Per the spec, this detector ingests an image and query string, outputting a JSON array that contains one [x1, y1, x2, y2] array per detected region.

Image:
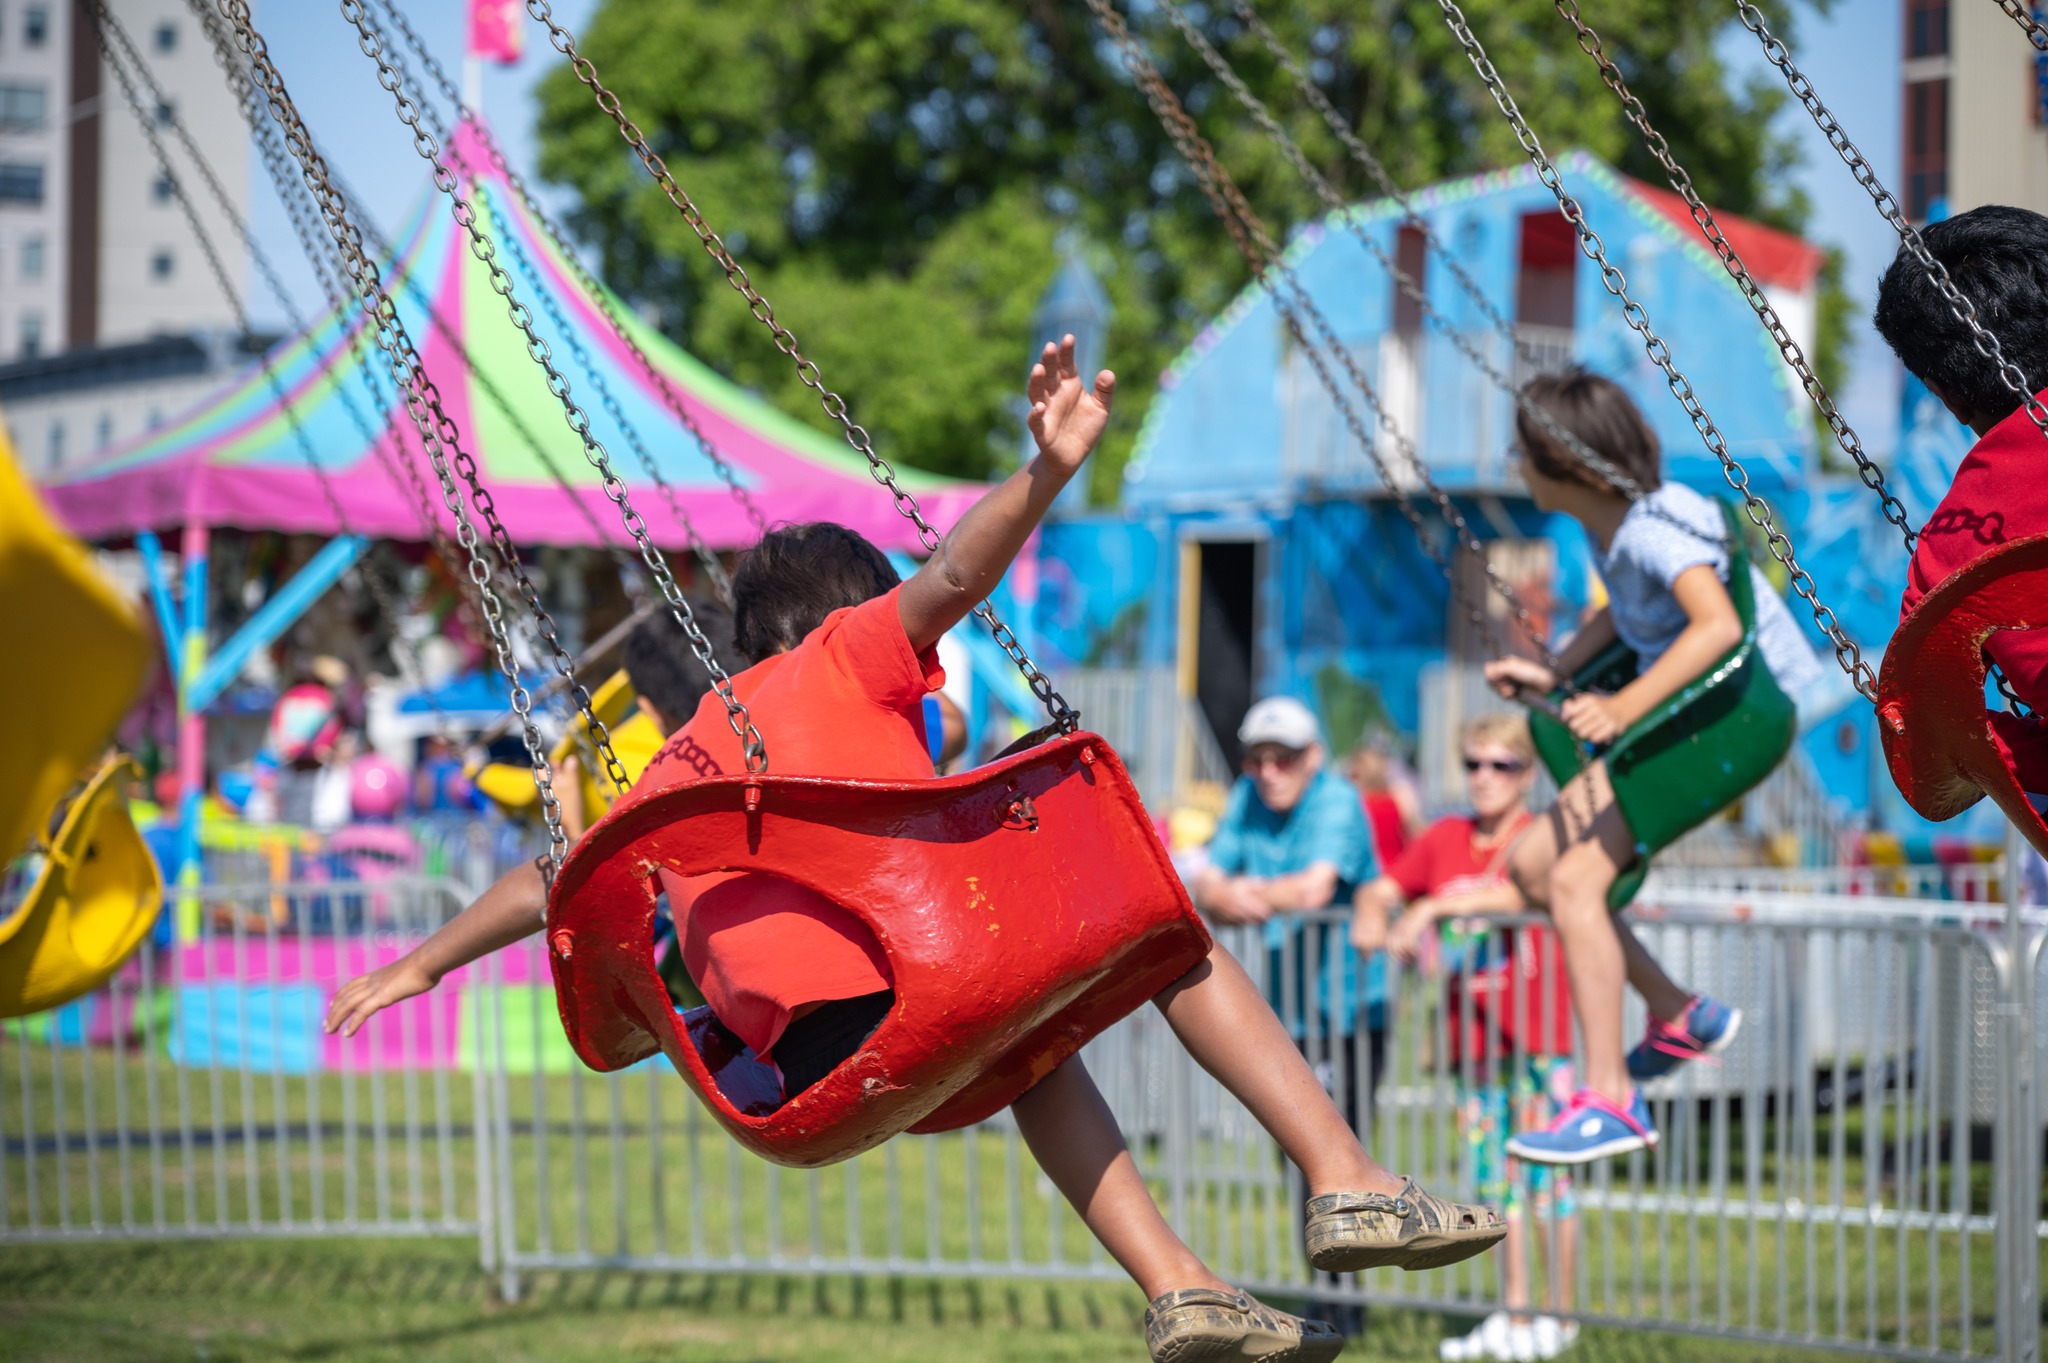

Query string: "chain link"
[[1735, 2, 2048, 447], [1088, 0, 1556, 675], [1995, 0, 2048, 51], [214, 0, 575, 875], [1550, 0, 1920, 552], [521, 0, 1079, 734], [1431, 0, 1879, 701], [343, 0, 764, 774], [367, 0, 770, 547]]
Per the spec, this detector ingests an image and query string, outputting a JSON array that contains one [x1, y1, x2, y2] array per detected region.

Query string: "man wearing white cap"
[[1192, 696, 1386, 1131]]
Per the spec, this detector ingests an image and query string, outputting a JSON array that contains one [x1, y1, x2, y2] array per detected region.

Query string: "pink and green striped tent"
[[40, 124, 980, 550]]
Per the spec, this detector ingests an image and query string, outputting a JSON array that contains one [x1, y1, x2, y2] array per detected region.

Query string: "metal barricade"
[[478, 888, 2044, 1361], [0, 878, 489, 1247]]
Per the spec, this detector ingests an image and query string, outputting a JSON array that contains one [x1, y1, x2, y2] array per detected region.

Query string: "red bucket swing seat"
[[1876, 532, 2048, 859], [544, 730, 1213, 1169]]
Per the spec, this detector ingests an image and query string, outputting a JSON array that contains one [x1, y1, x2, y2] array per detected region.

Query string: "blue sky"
[[244, 1, 1906, 453]]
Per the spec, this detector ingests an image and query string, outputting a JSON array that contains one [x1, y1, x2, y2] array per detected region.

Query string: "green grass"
[[0, 1235, 1885, 1363], [2, 977, 2033, 1363]]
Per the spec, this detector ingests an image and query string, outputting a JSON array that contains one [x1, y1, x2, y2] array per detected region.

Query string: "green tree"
[[535, 0, 1831, 498]]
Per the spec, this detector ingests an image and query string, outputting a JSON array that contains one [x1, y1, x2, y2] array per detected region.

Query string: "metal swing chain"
[[1234, 2, 1555, 377], [1432, 0, 1880, 702], [1551, 0, 1922, 553], [1735, 3, 2048, 447], [366, 0, 771, 544], [195, 0, 532, 704], [1087, 0, 1545, 675], [520, 0, 1080, 735], [340, 0, 766, 774], [97, 2, 459, 735], [362, 9, 737, 606], [1162, 1, 1646, 505], [213, 0, 575, 875], [1995, 0, 2048, 51]]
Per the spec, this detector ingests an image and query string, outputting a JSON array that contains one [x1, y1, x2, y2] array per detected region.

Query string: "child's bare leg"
[[1012, 1056, 1230, 1298], [1152, 944, 1404, 1198], [1615, 919, 1693, 1022], [1507, 762, 1637, 1106]]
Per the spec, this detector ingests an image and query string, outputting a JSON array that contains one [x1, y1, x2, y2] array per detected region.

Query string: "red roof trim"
[[1622, 176, 1827, 292]]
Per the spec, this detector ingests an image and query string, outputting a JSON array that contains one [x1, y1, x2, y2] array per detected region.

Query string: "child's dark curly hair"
[[731, 523, 900, 662], [1874, 205, 2048, 427]]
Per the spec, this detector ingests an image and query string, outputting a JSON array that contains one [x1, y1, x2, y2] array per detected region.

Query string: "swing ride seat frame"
[[1527, 501, 1797, 908], [0, 756, 164, 1020], [545, 730, 1213, 1169], [1877, 532, 2048, 859]]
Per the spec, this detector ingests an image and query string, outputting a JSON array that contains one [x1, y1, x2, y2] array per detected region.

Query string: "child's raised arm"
[[898, 335, 1114, 651], [323, 860, 549, 1037]]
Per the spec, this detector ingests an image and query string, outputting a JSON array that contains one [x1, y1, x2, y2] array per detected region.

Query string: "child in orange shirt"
[[327, 338, 1502, 1361]]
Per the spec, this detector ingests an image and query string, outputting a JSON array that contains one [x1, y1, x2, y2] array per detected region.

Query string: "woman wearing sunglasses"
[[1351, 714, 1580, 1362]]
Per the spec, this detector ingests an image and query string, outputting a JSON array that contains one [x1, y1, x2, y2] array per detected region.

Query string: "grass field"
[[0, 1234, 1891, 1363]]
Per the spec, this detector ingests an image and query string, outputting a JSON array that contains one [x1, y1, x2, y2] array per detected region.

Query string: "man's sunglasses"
[[1462, 756, 1528, 775], [1244, 748, 1307, 772]]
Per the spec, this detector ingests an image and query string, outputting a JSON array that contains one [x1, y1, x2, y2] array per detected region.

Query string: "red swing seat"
[[544, 730, 1213, 1168], [1876, 532, 2048, 859]]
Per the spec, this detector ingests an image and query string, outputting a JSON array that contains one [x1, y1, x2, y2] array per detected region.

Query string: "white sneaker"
[[1439, 1312, 1511, 1361], [1529, 1316, 1580, 1359]]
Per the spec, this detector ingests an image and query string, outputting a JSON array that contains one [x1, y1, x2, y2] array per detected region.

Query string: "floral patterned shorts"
[[1460, 1055, 1577, 1219]]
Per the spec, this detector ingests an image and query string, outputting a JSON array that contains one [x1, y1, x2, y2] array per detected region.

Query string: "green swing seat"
[[1527, 500, 1797, 908]]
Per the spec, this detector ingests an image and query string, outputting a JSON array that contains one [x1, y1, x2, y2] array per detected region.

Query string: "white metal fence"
[[2, 875, 2041, 1361]]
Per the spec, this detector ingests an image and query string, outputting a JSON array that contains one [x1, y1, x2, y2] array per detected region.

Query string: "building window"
[[0, 161, 43, 204], [45, 419, 62, 470], [1905, 0, 1949, 59], [20, 234, 43, 280], [94, 413, 112, 450], [150, 248, 174, 281], [152, 173, 174, 204], [154, 21, 176, 53], [23, 6, 47, 49], [1390, 225, 1428, 336], [19, 311, 42, 357], [1905, 78, 1949, 222], [0, 83, 46, 132]]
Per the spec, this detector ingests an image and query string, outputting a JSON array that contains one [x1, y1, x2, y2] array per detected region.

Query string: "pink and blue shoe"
[[1507, 1087, 1657, 1166], [1626, 995, 1742, 1084]]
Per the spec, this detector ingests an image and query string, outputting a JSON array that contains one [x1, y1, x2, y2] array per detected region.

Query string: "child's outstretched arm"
[[1559, 565, 1741, 746], [323, 860, 548, 1037], [898, 334, 1113, 651]]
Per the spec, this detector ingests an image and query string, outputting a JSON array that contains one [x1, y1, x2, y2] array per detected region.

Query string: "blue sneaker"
[[1507, 1088, 1658, 1166], [1626, 995, 1743, 1083]]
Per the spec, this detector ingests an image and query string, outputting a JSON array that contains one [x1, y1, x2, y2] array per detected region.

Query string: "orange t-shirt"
[[624, 587, 942, 1060]]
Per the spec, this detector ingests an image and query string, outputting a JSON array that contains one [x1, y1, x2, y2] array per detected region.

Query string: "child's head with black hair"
[[1874, 205, 2048, 433], [623, 598, 735, 736], [1514, 367, 1662, 500], [731, 522, 900, 663]]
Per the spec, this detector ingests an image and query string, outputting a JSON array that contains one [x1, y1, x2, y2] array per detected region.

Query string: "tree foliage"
[[535, 0, 1829, 496]]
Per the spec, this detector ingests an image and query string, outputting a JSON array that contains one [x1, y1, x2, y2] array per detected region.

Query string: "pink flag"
[[468, 0, 525, 65]]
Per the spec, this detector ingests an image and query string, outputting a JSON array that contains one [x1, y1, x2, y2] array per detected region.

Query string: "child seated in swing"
[[1873, 204, 2048, 786], [1482, 369, 1823, 1166], [326, 337, 1502, 1362]]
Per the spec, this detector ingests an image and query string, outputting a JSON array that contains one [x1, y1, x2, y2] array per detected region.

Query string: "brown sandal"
[[1143, 1287, 1346, 1362], [1304, 1176, 1506, 1272]]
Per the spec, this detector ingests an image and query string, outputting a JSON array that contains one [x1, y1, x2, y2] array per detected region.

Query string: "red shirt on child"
[[625, 587, 942, 1061], [1899, 392, 2048, 789], [1390, 813, 1572, 1062]]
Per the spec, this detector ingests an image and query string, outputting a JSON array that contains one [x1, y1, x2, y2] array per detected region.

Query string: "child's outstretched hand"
[[324, 956, 438, 1038], [1560, 692, 1628, 746], [1026, 334, 1115, 475]]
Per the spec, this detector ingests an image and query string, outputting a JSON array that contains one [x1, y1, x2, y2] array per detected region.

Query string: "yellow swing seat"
[[473, 669, 664, 821], [0, 424, 152, 868], [0, 756, 164, 1018]]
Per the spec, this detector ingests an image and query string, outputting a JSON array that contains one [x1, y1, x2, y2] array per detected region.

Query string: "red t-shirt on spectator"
[[1391, 813, 1572, 1062], [1361, 790, 1409, 867], [622, 587, 942, 1061], [1900, 393, 2048, 791]]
